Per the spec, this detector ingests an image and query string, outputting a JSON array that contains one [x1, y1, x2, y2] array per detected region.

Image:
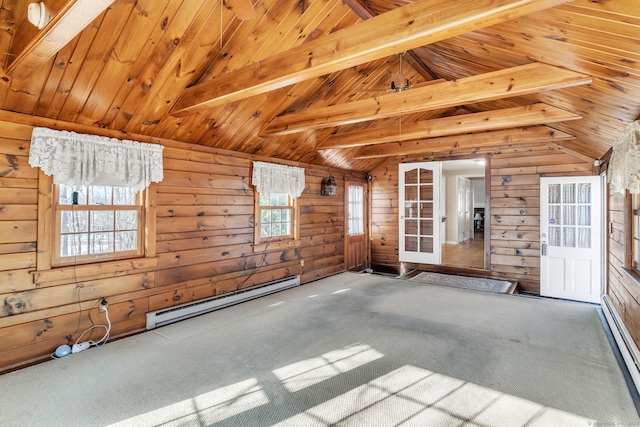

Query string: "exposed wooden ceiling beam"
[[354, 126, 575, 159], [342, 0, 439, 80], [170, 0, 571, 116], [545, 140, 599, 164], [6, 0, 115, 81], [318, 103, 581, 149], [262, 63, 591, 136]]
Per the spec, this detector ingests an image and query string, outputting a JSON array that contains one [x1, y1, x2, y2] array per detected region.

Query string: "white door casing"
[[457, 177, 472, 242], [399, 162, 441, 264], [540, 176, 602, 303]]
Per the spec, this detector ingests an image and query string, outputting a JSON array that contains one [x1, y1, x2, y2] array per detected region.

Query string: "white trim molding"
[[602, 295, 640, 394]]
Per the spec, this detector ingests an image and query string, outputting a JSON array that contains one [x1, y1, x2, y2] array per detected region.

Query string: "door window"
[[547, 183, 591, 249]]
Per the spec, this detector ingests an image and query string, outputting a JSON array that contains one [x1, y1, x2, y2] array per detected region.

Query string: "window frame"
[[347, 184, 365, 237], [625, 191, 640, 274], [253, 191, 300, 252], [35, 171, 157, 278], [52, 184, 146, 266]]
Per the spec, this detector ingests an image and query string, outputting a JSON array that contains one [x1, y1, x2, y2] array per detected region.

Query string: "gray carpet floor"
[[0, 272, 637, 426]]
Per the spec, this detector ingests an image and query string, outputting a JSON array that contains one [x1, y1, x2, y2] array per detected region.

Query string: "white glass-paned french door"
[[399, 162, 441, 264]]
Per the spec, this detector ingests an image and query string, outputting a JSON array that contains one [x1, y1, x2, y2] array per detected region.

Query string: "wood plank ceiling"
[[0, 0, 638, 173]]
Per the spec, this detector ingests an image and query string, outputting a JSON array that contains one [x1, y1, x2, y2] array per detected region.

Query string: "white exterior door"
[[540, 176, 603, 303], [399, 162, 441, 264]]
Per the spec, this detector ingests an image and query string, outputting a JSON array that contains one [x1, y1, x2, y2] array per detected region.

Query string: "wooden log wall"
[[370, 144, 593, 293], [608, 188, 640, 347], [0, 122, 358, 373]]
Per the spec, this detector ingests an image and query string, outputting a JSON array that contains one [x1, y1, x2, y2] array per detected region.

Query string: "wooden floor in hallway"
[[442, 233, 484, 270]]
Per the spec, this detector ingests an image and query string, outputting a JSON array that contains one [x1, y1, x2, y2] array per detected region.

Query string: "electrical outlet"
[[100, 299, 108, 311], [300, 259, 304, 267]]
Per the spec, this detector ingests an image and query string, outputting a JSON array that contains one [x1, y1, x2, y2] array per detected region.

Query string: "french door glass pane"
[[419, 185, 433, 200], [419, 202, 433, 218], [563, 184, 575, 203], [405, 169, 418, 184], [405, 202, 418, 218], [563, 227, 575, 247], [578, 228, 591, 248], [577, 206, 591, 226], [563, 206, 575, 226], [549, 227, 561, 247], [548, 184, 561, 203], [405, 236, 417, 251], [549, 206, 561, 225], [405, 186, 417, 201], [577, 183, 591, 203], [418, 169, 433, 183], [405, 219, 417, 234], [420, 220, 433, 235], [419, 237, 433, 253]]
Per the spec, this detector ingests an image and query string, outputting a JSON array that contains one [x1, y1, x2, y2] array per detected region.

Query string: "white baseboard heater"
[[146, 275, 300, 330], [602, 295, 640, 394]]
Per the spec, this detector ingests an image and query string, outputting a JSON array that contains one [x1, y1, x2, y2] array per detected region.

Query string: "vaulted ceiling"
[[1, 0, 638, 172]]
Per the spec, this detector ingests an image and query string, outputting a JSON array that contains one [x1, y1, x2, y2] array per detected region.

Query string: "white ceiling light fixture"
[[27, 2, 53, 29]]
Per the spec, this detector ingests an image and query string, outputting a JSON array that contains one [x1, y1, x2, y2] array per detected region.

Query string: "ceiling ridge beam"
[[342, 0, 439, 80], [262, 63, 591, 136], [170, 0, 573, 116], [318, 103, 581, 149], [354, 126, 575, 159]]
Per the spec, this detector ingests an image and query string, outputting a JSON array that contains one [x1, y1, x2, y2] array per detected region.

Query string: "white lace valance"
[[252, 161, 305, 198], [609, 120, 640, 195], [29, 127, 164, 193]]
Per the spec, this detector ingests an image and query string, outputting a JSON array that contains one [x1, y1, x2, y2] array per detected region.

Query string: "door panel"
[[399, 162, 441, 264], [540, 176, 602, 303]]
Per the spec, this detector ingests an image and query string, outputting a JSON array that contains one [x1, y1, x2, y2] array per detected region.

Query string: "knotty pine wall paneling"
[[0, 124, 355, 373], [608, 188, 640, 348], [369, 144, 593, 293]]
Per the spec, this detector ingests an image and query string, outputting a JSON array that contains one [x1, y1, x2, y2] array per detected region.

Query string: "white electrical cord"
[[74, 305, 111, 348]]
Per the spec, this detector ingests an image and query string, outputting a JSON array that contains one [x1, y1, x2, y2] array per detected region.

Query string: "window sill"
[[32, 256, 159, 287], [253, 239, 300, 253], [621, 267, 640, 287]]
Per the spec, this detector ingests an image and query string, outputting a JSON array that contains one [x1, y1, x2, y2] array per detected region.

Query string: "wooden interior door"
[[346, 181, 367, 271]]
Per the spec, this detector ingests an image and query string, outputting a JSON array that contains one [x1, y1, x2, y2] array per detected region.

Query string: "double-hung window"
[[54, 184, 145, 266], [254, 192, 299, 250], [258, 193, 294, 241]]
